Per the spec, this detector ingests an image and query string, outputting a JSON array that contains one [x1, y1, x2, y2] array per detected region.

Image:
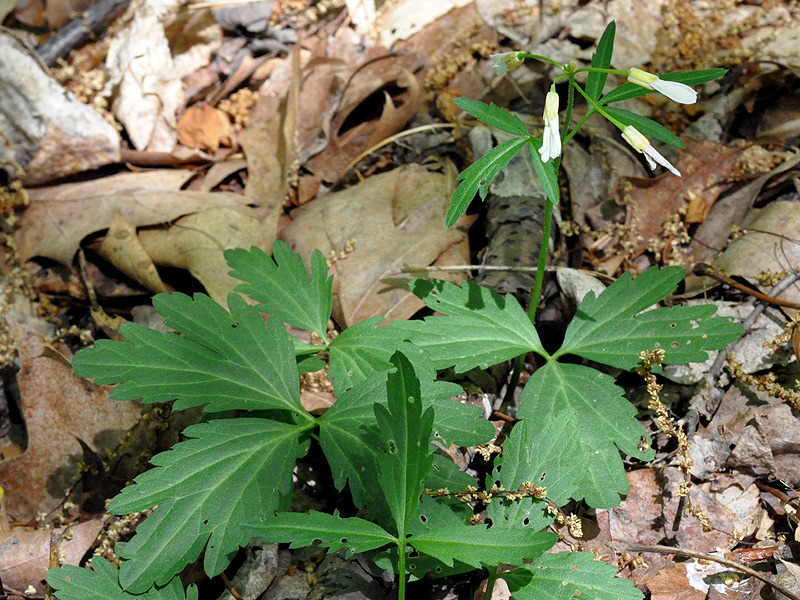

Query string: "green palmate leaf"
[[244, 510, 396, 556], [600, 68, 728, 105], [409, 525, 556, 569], [375, 352, 435, 536], [423, 459, 478, 511], [109, 419, 301, 592], [485, 420, 565, 529], [517, 362, 654, 508], [326, 316, 407, 392], [320, 351, 491, 523], [225, 241, 333, 342], [46, 558, 196, 600], [453, 98, 528, 136], [445, 136, 529, 227], [555, 266, 743, 370], [73, 293, 303, 414], [430, 399, 494, 447], [604, 106, 684, 148], [504, 552, 643, 600], [585, 21, 616, 101], [317, 371, 389, 521], [526, 139, 560, 205], [392, 279, 546, 373]]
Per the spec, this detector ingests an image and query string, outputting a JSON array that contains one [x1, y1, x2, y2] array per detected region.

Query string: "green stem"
[[517, 53, 565, 71], [570, 80, 624, 130], [573, 67, 629, 76], [560, 74, 575, 150], [483, 567, 501, 600], [563, 108, 595, 145], [503, 197, 555, 404], [397, 542, 406, 599]]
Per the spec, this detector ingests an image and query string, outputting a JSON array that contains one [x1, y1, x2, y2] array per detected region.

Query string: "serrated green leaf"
[[375, 352, 435, 536], [244, 510, 396, 556], [423, 457, 478, 504], [485, 420, 562, 528], [555, 267, 743, 370], [320, 351, 490, 522], [73, 293, 303, 414], [109, 419, 301, 592], [585, 21, 616, 101], [604, 106, 684, 148], [600, 68, 728, 105], [454, 98, 528, 136], [446, 136, 529, 227], [225, 241, 333, 342], [431, 399, 494, 447], [526, 139, 560, 205], [327, 316, 406, 392], [317, 371, 389, 521], [409, 525, 556, 568], [504, 552, 643, 600], [391, 279, 546, 373], [46, 558, 196, 600], [517, 362, 654, 508]]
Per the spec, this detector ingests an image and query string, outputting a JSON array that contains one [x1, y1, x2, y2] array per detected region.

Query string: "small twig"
[[695, 264, 800, 309], [220, 572, 243, 600], [687, 269, 800, 426], [608, 542, 800, 600], [36, 0, 132, 66], [385, 264, 615, 283], [343, 123, 457, 177]]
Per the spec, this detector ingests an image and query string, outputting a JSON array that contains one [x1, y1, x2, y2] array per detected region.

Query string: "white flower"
[[621, 125, 681, 177], [539, 89, 561, 162], [489, 52, 524, 76], [627, 67, 697, 104]]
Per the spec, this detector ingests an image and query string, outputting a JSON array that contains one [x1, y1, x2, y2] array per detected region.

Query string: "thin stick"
[[385, 264, 614, 283], [608, 542, 800, 600], [220, 572, 243, 600], [343, 123, 456, 177], [696, 264, 800, 309]]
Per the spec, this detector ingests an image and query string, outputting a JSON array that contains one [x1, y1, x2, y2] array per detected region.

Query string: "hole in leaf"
[[670, 322, 677, 328], [388, 441, 397, 454], [435, 567, 442, 573], [231, 322, 239, 328], [341, 537, 348, 543], [419, 515, 427, 523], [671, 341, 679, 348], [523, 517, 530, 526]]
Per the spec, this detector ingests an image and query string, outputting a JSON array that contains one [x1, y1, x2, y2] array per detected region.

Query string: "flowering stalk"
[[627, 67, 697, 104], [539, 87, 561, 162], [569, 79, 681, 176], [621, 126, 681, 176]]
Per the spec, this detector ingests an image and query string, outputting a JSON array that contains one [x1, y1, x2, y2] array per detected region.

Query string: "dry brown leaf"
[[621, 139, 749, 262], [0, 519, 104, 596], [609, 467, 759, 553], [177, 104, 234, 152], [300, 390, 336, 415], [15, 170, 253, 264], [105, 7, 183, 152], [138, 206, 269, 305], [300, 51, 423, 196], [644, 563, 706, 600], [98, 212, 168, 294], [283, 160, 473, 327], [0, 319, 141, 521]]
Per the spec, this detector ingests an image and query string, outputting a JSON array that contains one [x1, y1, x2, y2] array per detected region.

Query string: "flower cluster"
[[489, 52, 702, 176]]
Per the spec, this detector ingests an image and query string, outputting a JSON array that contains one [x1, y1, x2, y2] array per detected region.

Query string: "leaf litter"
[[2, 0, 800, 598]]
